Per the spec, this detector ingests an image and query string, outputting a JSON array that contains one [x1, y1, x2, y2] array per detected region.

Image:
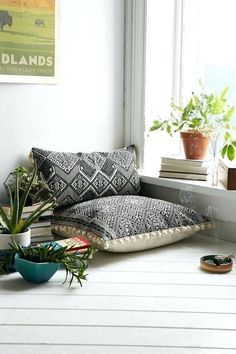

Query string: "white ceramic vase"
[[0, 228, 31, 250]]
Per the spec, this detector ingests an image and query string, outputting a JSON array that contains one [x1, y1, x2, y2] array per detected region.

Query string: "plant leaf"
[[224, 131, 232, 142], [227, 144, 236, 161], [11, 172, 20, 230], [18, 166, 37, 220], [221, 144, 228, 159], [0, 205, 12, 232]]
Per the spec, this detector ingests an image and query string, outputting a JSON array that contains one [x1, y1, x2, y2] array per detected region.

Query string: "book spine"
[[160, 164, 210, 174], [161, 157, 212, 167], [39, 240, 90, 253], [159, 172, 208, 181], [31, 222, 51, 229], [31, 227, 52, 236]]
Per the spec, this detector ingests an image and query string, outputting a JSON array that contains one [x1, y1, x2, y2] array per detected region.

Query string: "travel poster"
[[0, 0, 56, 83]]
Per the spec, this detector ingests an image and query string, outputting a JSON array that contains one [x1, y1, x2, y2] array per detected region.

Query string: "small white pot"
[[0, 228, 31, 250]]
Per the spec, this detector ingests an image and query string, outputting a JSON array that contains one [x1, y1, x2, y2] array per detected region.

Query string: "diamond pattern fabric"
[[31, 146, 140, 207], [52, 195, 211, 252]]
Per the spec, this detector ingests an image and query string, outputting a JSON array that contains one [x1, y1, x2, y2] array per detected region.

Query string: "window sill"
[[141, 173, 236, 200]]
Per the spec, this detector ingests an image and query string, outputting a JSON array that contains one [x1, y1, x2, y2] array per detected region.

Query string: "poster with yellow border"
[[0, 0, 57, 83]]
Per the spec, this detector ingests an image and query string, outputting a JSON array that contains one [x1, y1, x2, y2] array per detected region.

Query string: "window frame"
[[124, 0, 184, 168], [123, 0, 146, 167], [124, 1, 236, 239]]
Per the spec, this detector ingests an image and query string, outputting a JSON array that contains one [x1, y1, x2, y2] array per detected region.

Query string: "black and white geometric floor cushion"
[[52, 195, 212, 252], [31, 146, 140, 207]]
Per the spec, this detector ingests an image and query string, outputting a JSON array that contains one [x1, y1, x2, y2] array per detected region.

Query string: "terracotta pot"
[[180, 131, 209, 160]]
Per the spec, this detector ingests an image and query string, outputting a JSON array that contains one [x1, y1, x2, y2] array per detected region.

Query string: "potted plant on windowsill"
[[149, 84, 235, 160], [0, 166, 56, 271]]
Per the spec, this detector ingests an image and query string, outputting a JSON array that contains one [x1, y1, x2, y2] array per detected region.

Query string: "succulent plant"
[[0, 165, 56, 234]]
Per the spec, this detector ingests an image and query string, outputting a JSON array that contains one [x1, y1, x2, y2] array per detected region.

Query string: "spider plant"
[[0, 166, 56, 234]]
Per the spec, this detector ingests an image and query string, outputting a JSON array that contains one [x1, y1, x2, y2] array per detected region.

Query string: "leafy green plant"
[[0, 166, 56, 234], [149, 84, 236, 160], [1, 239, 95, 286]]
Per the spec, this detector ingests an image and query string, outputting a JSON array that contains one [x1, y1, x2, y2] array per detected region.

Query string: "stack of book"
[[40, 235, 91, 254], [2, 203, 54, 245], [30, 206, 54, 245], [159, 156, 213, 181]]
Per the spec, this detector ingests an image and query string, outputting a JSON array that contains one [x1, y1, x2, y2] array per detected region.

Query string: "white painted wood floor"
[[1, 234, 236, 354]]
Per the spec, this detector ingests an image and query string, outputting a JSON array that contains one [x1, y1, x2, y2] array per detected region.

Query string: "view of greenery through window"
[[144, 0, 236, 173]]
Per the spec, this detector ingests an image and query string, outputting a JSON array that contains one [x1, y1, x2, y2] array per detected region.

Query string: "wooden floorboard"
[[1, 234, 236, 353]]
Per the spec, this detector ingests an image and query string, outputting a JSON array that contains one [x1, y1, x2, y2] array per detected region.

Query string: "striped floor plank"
[[1, 234, 236, 353]]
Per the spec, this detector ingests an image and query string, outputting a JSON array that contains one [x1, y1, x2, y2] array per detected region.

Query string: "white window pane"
[[182, 0, 236, 127], [144, 0, 236, 174], [144, 0, 180, 173]]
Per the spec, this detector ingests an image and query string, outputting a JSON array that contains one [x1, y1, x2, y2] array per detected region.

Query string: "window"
[[143, 0, 236, 172]]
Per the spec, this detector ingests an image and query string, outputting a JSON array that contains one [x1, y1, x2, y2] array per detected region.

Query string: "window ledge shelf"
[[141, 173, 236, 200]]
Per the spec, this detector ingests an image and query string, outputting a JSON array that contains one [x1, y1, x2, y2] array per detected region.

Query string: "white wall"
[[0, 0, 124, 200]]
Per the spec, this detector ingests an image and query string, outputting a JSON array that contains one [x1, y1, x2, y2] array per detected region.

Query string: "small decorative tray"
[[200, 255, 233, 273]]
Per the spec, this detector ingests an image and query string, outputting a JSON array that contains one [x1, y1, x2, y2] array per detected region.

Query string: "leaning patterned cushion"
[[52, 195, 212, 252], [31, 146, 140, 207]]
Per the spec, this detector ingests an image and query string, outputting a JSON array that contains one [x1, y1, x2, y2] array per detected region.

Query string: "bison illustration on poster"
[[0, 10, 12, 30], [0, 0, 56, 83]]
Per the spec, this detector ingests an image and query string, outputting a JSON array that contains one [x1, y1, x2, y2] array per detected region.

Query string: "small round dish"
[[200, 255, 233, 273]]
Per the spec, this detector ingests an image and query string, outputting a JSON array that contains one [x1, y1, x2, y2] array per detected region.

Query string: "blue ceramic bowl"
[[15, 254, 60, 283]]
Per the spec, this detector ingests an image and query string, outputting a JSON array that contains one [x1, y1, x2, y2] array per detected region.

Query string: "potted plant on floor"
[[5, 239, 94, 285], [149, 84, 235, 160], [0, 166, 56, 271]]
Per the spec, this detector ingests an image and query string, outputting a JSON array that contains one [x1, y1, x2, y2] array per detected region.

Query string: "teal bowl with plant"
[[15, 253, 59, 283], [8, 240, 93, 286]]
